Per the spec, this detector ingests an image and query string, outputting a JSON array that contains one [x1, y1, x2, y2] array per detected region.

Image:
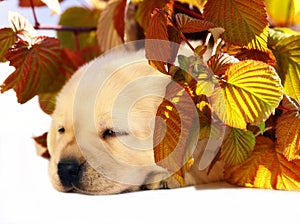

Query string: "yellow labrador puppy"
[[47, 44, 223, 194]]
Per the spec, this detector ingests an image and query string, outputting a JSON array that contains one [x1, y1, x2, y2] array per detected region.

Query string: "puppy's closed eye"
[[102, 129, 128, 139], [58, 127, 65, 134]]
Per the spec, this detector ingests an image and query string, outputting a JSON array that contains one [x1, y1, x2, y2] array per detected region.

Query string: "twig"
[[174, 2, 203, 20], [34, 25, 97, 32], [30, 0, 40, 27]]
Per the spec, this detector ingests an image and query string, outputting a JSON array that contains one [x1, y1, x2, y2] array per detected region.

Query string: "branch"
[[30, 0, 40, 26], [34, 25, 97, 32]]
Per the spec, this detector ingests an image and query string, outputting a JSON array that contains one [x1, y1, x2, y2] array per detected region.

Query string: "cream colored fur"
[[47, 47, 223, 194]]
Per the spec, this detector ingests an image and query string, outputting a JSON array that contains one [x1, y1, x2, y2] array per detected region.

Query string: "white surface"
[[1, 1, 300, 224], [1, 60, 300, 224]]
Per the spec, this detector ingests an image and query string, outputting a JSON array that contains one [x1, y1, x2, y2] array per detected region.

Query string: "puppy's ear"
[[33, 132, 50, 159]]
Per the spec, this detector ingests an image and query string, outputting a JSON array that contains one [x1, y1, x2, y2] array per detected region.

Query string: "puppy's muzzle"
[[57, 160, 82, 190]]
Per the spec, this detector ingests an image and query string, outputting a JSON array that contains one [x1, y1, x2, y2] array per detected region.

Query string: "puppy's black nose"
[[57, 160, 82, 188]]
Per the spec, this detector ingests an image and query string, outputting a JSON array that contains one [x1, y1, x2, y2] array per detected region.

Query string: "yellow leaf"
[[269, 31, 300, 101], [265, 0, 300, 26], [225, 136, 300, 190], [276, 95, 300, 161], [211, 60, 283, 129]]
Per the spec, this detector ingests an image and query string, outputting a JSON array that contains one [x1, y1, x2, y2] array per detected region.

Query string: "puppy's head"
[[47, 49, 172, 194]]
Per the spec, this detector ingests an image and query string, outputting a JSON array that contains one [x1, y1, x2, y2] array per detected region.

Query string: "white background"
[[0, 1, 300, 223]]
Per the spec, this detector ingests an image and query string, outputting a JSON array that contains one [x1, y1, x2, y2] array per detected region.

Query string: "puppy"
[[47, 45, 224, 194]]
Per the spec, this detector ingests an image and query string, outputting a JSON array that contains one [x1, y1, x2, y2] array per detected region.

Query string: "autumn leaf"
[[207, 53, 239, 78], [58, 7, 99, 51], [178, 54, 217, 97], [176, 0, 207, 10], [33, 132, 50, 159], [265, 0, 300, 26], [97, 0, 126, 52], [225, 46, 277, 68], [0, 37, 63, 103], [0, 28, 17, 62], [154, 81, 199, 186], [8, 11, 37, 41], [19, 0, 47, 7], [37, 48, 85, 115], [225, 136, 300, 190], [269, 30, 300, 101], [203, 0, 268, 51], [276, 95, 300, 161], [145, 8, 176, 74], [220, 127, 255, 166], [211, 60, 283, 129], [19, 0, 63, 14], [135, 0, 173, 30], [175, 13, 217, 33]]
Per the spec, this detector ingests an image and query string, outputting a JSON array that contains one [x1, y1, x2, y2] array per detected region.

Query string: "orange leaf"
[[175, 13, 218, 33], [0, 37, 63, 103], [0, 28, 17, 62], [225, 46, 277, 68], [276, 95, 300, 161], [207, 53, 239, 78], [154, 82, 199, 185], [145, 8, 171, 74], [135, 0, 173, 30], [225, 136, 300, 190]]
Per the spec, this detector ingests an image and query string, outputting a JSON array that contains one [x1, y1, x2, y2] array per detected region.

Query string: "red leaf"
[[19, 0, 45, 7], [33, 132, 50, 159], [113, 0, 126, 42], [1, 37, 63, 103], [61, 48, 86, 79], [19, 0, 63, 7]]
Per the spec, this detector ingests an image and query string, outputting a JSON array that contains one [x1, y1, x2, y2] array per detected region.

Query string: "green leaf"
[[211, 60, 283, 129], [220, 127, 255, 166], [269, 32, 300, 101], [0, 37, 63, 103], [58, 7, 100, 50], [0, 28, 17, 62], [203, 0, 268, 51]]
